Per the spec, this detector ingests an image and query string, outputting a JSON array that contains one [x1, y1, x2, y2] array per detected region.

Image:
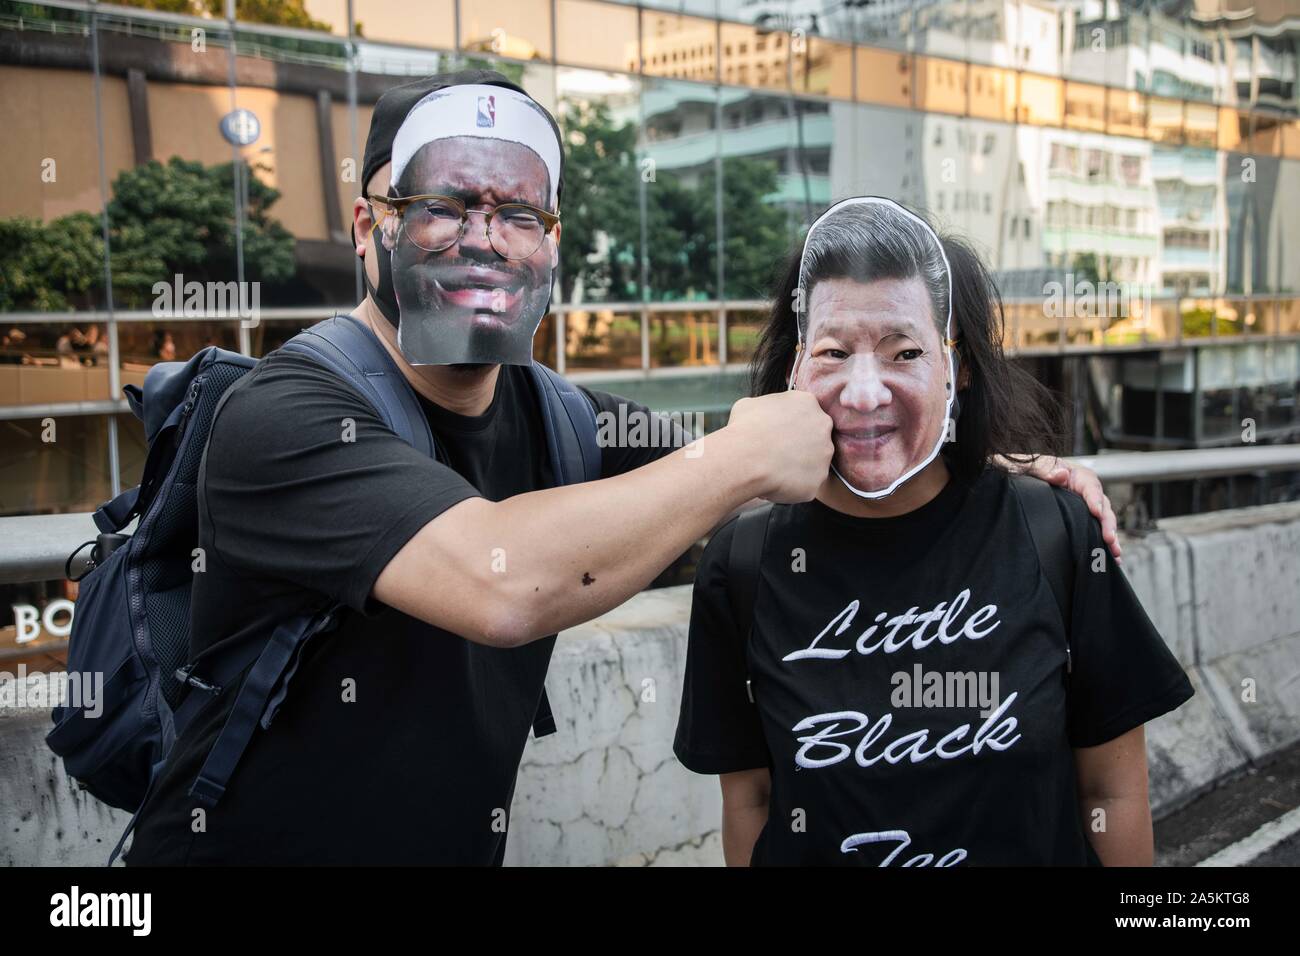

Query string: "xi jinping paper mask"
[[788, 197, 955, 500], [376, 85, 562, 366]]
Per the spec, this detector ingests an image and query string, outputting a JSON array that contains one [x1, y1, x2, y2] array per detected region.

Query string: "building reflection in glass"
[[0, 0, 1297, 523]]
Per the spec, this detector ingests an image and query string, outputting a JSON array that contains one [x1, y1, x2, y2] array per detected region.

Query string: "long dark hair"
[[750, 211, 1067, 483]]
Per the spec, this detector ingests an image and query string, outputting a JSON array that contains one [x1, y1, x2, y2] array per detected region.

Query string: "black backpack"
[[725, 474, 1075, 704], [48, 313, 601, 863]]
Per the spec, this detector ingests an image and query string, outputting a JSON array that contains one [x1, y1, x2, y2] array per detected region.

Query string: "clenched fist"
[[725, 391, 834, 504]]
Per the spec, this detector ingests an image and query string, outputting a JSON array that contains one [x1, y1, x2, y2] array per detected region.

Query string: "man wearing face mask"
[[122, 70, 836, 866], [379, 85, 564, 367]]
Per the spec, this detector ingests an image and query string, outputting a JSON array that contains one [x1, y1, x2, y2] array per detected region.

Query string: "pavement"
[[1156, 739, 1300, 866]]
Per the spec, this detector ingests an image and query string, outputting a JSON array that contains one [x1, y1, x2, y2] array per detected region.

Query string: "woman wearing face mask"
[[673, 198, 1193, 867]]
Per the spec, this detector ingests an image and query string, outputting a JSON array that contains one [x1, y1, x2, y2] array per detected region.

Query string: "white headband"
[[390, 84, 562, 209]]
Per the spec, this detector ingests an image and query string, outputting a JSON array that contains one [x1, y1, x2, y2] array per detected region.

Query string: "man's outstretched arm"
[[373, 391, 832, 646]]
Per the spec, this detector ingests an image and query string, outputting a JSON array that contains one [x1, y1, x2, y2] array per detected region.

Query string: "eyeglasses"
[[369, 194, 560, 260]]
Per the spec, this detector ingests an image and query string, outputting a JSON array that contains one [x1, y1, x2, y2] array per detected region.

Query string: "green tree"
[[643, 168, 711, 300], [555, 99, 640, 303], [0, 157, 296, 311], [1071, 251, 1102, 285], [714, 157, 793, 300], [117, 0, 194, 13], [106, 157, 296, 307], [639, 157, 793, 302], [112, 0, 333, 30], [209, 0, 331, 31], [0, 213, 104, 311], [6, 2, 96, 29]]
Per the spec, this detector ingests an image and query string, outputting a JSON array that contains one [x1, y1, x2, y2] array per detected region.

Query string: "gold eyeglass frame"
[[368, 193, 560, 260]]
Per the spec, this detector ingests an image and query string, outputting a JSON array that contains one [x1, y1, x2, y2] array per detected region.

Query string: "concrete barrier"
[[1120, 502, 1300, 815], [0, 679, 130, 867], [3, 501, 1299, 866]]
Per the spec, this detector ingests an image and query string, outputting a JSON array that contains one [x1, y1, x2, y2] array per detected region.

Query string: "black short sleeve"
[[201, 351, 481, 617], [1053, 490, 1195, 748], [578, 386, 692, 477], [674, 517, 772, 774]]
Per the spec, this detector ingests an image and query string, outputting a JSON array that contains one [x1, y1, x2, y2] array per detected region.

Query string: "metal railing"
[[1073, 445, 1300, 484], [2, 445, 1299, 588], [1077, 444, 1300, 524], [0, 511, 117, 585]]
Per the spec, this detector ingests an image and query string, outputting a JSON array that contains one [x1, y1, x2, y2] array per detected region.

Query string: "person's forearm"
[[377, 390, 831, 644], [723, 804, 769, 866], [475, 426, 764, 643], [1080, 796, 1154, 865]]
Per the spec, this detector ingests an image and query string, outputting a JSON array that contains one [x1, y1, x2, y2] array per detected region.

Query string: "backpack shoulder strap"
[[523, 364, 601, 738], [528, 363, 602, 485], [186, 604, 344, 809], [178, 319, 447, 805], [1009, 473, 1075, 670], [281, 314, 438, 460], [727, 503, 774, 703]]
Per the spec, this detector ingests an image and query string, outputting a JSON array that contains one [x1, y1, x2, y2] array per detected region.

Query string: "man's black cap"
[[361, 68, 565, 207]]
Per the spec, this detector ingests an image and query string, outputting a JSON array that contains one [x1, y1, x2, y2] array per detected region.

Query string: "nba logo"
[[477, 95, 496, 128]]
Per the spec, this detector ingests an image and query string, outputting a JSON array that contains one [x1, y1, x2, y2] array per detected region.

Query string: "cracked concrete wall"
[[503, 587, 724, 866], [503, 501, 1300, 864], [1116, 502, 1300, 815], [3, 502, 1298, 866], [1, 680, 130, 867]]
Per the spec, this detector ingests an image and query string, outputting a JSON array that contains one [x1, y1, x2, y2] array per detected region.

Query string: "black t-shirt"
[[126, 346, 675, 865], [673, 467, 1194, 866]]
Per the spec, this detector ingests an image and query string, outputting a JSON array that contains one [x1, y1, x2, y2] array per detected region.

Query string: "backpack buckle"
[[745, 678, 754, 704], [174, 664, 222, 695]]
